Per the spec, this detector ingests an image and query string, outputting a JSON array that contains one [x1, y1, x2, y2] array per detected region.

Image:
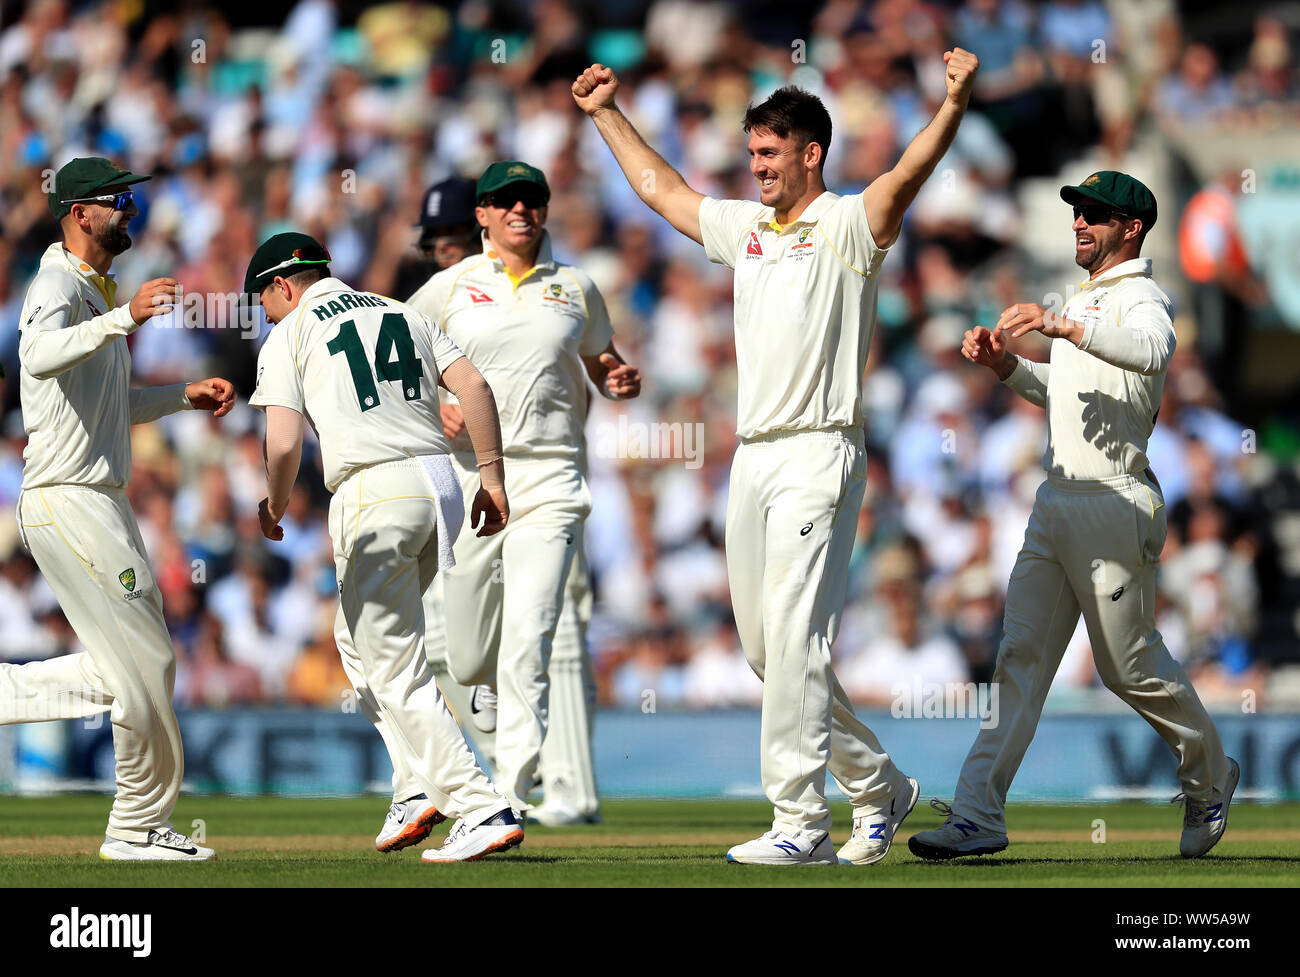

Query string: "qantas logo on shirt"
[[466, 286, 494, 304], [746, 231, 763, 257], [86, 301, 103, 316]]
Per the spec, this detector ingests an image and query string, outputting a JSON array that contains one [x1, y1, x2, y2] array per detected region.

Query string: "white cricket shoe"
[[527, 799, 586, 827], [99, 828, 217, 862], [907, 800, 1009, 860], [375, 794, 446, 853], [838, 775, 921, 865], [421, 808, 524, 863], [1178, 756, 1240, 859], [470, 685, 498, 733], [725, 829, 837, 866]]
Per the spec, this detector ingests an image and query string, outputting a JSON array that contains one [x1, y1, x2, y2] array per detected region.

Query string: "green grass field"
[[1, 795, 1297, 887]]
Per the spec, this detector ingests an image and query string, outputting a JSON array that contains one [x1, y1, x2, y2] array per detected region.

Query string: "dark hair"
[[285, 266, 329, 289], [742, 87, 832, 171]]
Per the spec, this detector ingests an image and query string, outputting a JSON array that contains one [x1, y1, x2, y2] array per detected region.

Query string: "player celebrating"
[[373, 175, 603, 848], [407, 161, 640, 816], [909, 172, 1238, 861], [0, 157, 235, 860], [246, 232, 524, 862], [572, 51, 980, 865]]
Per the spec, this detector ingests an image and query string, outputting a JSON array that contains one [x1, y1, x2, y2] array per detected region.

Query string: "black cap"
[[49, 157, 152, 218], [417, 178, 478, 230], [244, 232, 331, 295], [1060, 170, 1158, 230]]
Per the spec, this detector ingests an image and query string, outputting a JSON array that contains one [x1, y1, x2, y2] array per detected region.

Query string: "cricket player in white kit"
[[573, 50, 981, 865], [374, 177, 604, 846], [408, 161, 640, 816], [246, 232, 524, 862], [909, 172, 1238, 861], [0, 157, 236, 860]]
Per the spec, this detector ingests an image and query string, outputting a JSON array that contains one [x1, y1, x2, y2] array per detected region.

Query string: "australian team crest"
[[543, 282, 569, 305], [118, 567, 143, 600]]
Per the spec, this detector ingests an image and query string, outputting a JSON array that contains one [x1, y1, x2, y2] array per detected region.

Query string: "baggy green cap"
[[49, 157, 152, 218], [244, 232, 332, 295], [475, 161, 550, 203], [1060, 170, 1158, 230]]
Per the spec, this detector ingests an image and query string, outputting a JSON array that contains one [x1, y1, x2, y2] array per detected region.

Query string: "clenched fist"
[[186, 377, 237, 417], [572, 63, 620, 116], [129, 278, 180, 326], [943, 48, 980, 109]]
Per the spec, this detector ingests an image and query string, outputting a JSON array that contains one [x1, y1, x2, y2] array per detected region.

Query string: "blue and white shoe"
[[907, 800, 1009, 860], [726, 829, 837, 866], [421, 807, 523, 863], [838, 775, 920, 865], [1177, 756, 1239, 859], [375, 794, 446, 852]]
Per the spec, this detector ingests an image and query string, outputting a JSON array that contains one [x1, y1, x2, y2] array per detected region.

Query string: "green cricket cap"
[[1060, 170, 1158, 230], [476, 161, 550, 203], [243, 232, 332, 295], [49, 157, 152, 218]]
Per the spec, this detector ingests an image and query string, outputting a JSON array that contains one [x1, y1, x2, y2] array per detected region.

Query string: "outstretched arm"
[[258, 405, 304, 541], [863, 48, 979, 249], [573, 64, 705, 245]]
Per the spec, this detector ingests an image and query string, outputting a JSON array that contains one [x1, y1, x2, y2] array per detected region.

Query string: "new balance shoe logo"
[[773, 840, 801, 855], [868, 823, 886, 840], [954, 819, 980, 837], [1204, 803, 1224, 823]]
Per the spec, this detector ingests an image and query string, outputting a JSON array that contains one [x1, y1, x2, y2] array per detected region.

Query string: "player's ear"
[[1125, 217, 1143, 243], [475, 205, 489, 228], [803, 141, 822, 172]]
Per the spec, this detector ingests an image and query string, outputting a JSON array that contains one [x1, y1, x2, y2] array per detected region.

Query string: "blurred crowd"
[[2, 0, 1299, 712]]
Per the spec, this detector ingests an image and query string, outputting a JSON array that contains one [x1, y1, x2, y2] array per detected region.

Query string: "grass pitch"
[[0, 795, 1297, 887]]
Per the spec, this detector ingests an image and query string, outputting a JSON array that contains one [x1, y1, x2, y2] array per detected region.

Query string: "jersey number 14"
[[327, 314, 424, 412]]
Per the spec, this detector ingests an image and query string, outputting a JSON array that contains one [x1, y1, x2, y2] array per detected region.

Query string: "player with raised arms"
[[572, 49, 980, 865]]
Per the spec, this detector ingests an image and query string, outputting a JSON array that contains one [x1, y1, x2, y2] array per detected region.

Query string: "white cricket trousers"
[[441, 455, 590, 811], [955, 472, 1230, 833], [726, 427, 905, 835], [396, 551, 600, 818], [328, 456, 508, 826], [1, 486, 182, 843]]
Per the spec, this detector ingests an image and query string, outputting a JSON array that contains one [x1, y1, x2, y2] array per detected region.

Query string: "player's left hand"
[[257, 497, 283, 541], [943, 47, 980, 108], [600, 352, 641, 399], [997, 303, 1074, 340], [187, 377, 237, 417]]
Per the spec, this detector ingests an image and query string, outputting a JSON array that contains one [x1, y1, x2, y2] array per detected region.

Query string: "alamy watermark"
[[890, 681, 1000, 729], [591, 415, 705, 470]]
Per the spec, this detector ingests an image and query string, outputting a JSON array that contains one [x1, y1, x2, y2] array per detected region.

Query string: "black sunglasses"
[[1073, 203, 1129, 225], [480, 186, 549, 210]]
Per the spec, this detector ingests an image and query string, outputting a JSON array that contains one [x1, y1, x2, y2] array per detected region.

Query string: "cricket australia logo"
[[118, 567, 144, 601], [790, 227, 816, 257], [542, 282, 569, 305]]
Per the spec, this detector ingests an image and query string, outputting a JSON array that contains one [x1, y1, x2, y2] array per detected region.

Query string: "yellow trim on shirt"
[[505, 266, 538, 293]]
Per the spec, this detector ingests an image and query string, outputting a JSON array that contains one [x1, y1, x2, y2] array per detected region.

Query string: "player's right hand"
[[129, 278, 181, 325], [257, 497, 284, 541], [961, 325, 1007, 370], [572, 63, 619, 115], [440, 403, 465, 439], [470, 484, 509, 537]]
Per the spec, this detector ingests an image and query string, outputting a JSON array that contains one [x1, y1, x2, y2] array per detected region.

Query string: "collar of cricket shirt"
[[1080, 256, 1152, 290], [58, 244, 118, 307], [766, 189, 839, 233], [297, 277, 352, 303], [482, 229, 556, 290]]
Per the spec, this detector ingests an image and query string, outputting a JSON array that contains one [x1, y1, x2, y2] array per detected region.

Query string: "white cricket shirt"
[[698, 191, 888, 439], [249, 277, 465, 492], [407, 232, 613, 463], [1002, 257, 1176, 480], [18, 242, 191, 491]]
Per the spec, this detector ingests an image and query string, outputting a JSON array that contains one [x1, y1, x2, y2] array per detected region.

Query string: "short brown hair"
[[742, 87, 833, 171]]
